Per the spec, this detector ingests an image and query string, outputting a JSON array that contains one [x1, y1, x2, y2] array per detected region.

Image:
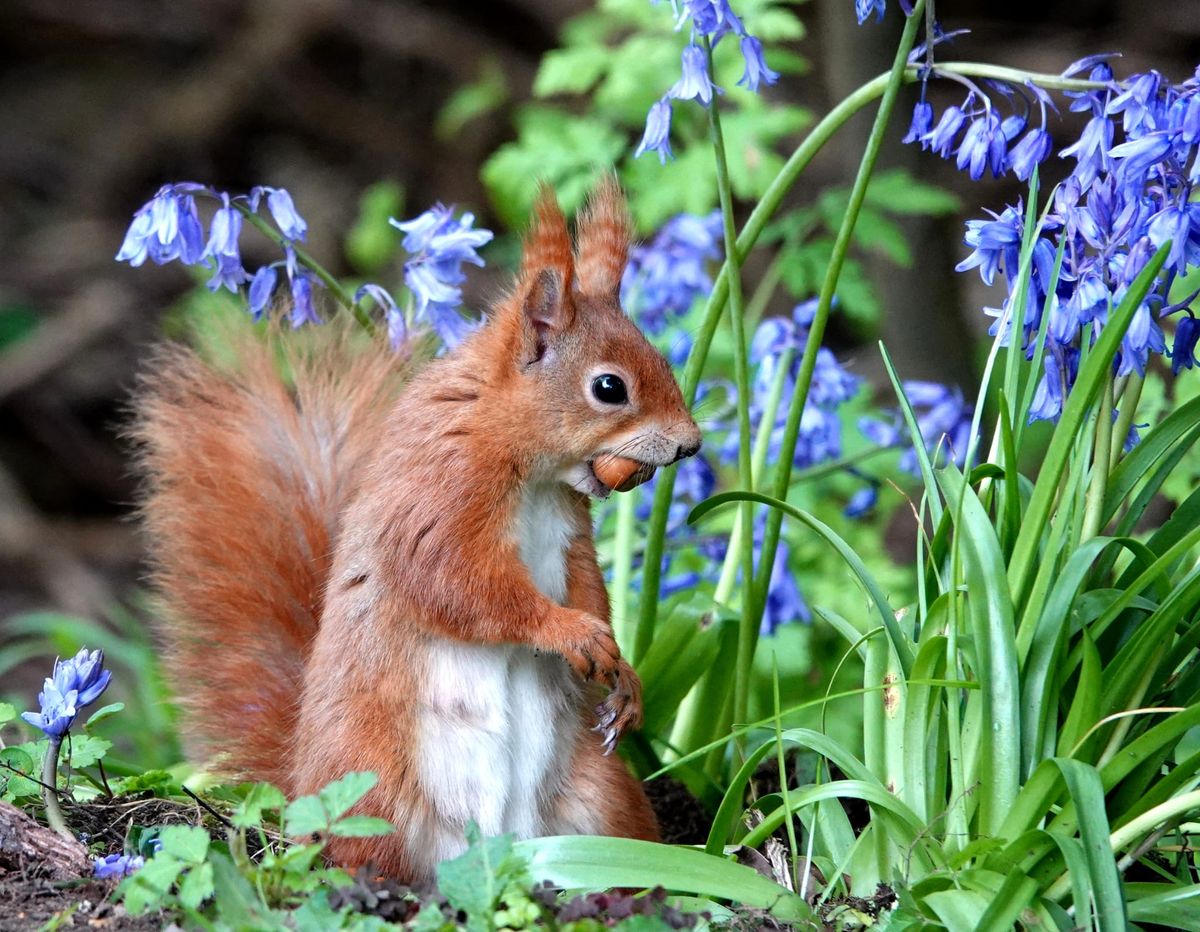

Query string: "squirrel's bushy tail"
[[131, 324, 404, 788]]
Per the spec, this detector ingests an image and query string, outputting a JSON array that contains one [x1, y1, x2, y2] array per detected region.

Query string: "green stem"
[[704, 36, 757, 740], [41, 738, 71, 840], [611, 491, 637, 653], [1080, 371, 1115, 542], [235, 204, 378, 336], [1109, 371, 1144, 472], [631, 51, 1092, 660], [751, 0, 926, 621]]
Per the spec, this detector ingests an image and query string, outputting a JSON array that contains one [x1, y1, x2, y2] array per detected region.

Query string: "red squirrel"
[[133, 177, 702, 881]]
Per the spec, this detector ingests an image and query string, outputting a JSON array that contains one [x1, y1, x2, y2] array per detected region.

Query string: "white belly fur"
[[416, 482, 593, 865]]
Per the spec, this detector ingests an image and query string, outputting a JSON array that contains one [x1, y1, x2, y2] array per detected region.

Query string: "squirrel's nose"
[[671, 435, 702, 463]]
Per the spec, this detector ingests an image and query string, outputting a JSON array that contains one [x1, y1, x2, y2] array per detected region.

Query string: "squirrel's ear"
[[574, 173, 630, 300], [516, 186, 575, 362]]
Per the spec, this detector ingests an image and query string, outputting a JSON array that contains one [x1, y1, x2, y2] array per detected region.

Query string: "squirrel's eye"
[[591, 374, 628, 405]]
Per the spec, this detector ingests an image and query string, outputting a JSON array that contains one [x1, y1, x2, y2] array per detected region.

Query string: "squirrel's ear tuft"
[[574, 173, 631, 300], [516, 186, 574, 362]]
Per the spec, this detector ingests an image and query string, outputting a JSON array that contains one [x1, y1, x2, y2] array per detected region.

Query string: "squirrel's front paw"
[[558, 610, 622, 685], [593, 659, 642, 755]]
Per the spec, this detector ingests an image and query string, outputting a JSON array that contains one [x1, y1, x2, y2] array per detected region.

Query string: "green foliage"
[[346, 181, 406, 275], [480, 0, 812, 231]]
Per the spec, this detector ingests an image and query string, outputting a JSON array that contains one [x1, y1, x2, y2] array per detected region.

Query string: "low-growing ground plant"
[[5, 0, 1200, 929]]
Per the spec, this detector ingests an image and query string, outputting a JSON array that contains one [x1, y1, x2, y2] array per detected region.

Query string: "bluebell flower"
[[21, 648, 110, 739], [923, 103, 969, 158], [635, 98, 674, 163], [903, 100, 933, 146], [737, 36, 779, 92], [642, 0, 775, 160], [1117, 301, 1166, 376], [289, 271, 320, 328], [207, 253, 248, 294], [955, 111, 1006, 180], [262, 187, 308, 241], [21, 680, 77, 739], [844, 484, 878, 518], [753, 515, 810, 633], [1007, 127, 1053, 181], [116, 186, 205, 267], [247, 266, 278, 320], [728, 307, 860, 472], [1060, 115, 1114, 189], [94, 853, 145, 879], [1029, 350, 1067, 423], [356, 284, 403, 348], [860, 382, 974, 474], [391, 204, 493, 348], [678, 0, 744, 45], [1107, 71, 1161, 134], [854, 0, 885, 23], [669, 44, 718, 104], [955, 203, 1023, 287], [621, 211, 722, 333], [1172, 315, 1200, 374]]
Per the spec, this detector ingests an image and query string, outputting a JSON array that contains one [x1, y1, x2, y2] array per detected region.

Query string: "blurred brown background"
[[1, 0, 1198, 622]]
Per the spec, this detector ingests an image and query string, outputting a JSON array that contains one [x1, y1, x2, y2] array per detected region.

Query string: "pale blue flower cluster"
[[116, 183, 398, 332], [945, 60, 1200, 426], [636, 0, 780, 163], [859, 381, 975, 473], [725, 300, 862, 471], [390, 205, 494, 349], [621, 210, 722, 357], [94, 853, 145, 879], [21, 648, 111, 740]]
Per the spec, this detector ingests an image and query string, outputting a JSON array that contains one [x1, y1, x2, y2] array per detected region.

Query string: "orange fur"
[[134, 181, 700, 882]]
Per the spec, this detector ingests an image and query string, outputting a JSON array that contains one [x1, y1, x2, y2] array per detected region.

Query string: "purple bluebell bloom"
[[391, 204, 493, 348], [21, 648, 111, 739], [1172, 315, 1200, 374], [753, 514, 810, 632], [860, 382, 974, 474], [263, 187, 308, 242], [903, 100, 934, 146], [1008, 127, 1053, 181], [641, 0, 777, 161], [356, 284, 403, 348], [678, 0, 744, 45], [621, 211, 722, 334], [635, 98, 674, 164], [923, 103, 969, 158], [116, 186, 205, 267], [669, 44, 718, 104], [94, 853, 145, 879], [247, 266, 278, 320], [289, 271, 320, 328], [854, 0, 886, 23], [737, 36, 779, 92], [1060, 115, 1114, 189], [844, 484, 878, 518]]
